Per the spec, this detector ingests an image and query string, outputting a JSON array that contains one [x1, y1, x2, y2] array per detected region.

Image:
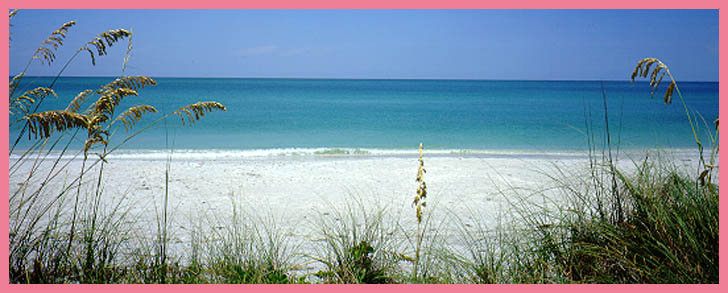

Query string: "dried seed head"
[[98, 76, 156, 94], [10, 87, 57, 116], [32, 21, 76, 65], [173, 101, 227, 126], [79, 29, 132, 65], [66, 89, 94, 113], [9, 73, 24, 97], [631, 58, 675, 104], [112, 105, 158, 131], [663, 81, 676, 104], [413, 142, 428, 223], [23, 110, 88, 140]]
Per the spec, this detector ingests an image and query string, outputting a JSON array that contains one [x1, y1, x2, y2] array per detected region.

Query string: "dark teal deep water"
[[9, 77, 719, 155]]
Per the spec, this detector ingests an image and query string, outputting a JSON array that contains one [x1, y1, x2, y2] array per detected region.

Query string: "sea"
[[8, 77, 719, 159]]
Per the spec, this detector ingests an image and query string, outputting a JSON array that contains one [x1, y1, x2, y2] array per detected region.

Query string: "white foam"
[[10, 147, 701, 162]]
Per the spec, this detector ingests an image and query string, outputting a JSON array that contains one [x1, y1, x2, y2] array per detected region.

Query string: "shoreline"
[[9, 146, 704, 161]]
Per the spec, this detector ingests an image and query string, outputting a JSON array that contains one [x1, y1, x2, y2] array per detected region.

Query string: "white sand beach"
[[8, 149, 705, 272]]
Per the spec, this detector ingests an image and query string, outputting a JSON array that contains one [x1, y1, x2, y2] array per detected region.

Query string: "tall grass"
[[447, 61, 719, 283], [310, 197, 403, 283], [194, 194, 300, 284], [8, 11, 226, 283], [405, 206, 463, 284], [509, 158, 718, 283], [411, 142, 427, 279], [448, 139, 717, 284], [631, 58, 719, 187]]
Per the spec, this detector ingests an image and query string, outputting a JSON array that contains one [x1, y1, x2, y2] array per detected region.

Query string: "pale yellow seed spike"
[[414, 142, 428, 223]]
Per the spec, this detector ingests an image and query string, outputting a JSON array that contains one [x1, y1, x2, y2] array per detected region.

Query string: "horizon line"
[[11, 75, 720, 83]]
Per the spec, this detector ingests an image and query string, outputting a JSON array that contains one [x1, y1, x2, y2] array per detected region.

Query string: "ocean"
[[8, 77, 719, 158]]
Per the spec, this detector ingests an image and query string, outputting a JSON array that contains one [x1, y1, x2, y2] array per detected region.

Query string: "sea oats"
[[9, 17, 228, 283], [88, 88, 140, 124], [8, 73, 24, 98], [631, 57, 672, 104], [413, 143, 427, 223], [80, 29, 132, 65], [112, 104, 158, 131], [32, 21, 76, 66], [98, 76, 157, 93], [10, 87, 57, 116], [664, 81, 676, 104], [83, 134, 108, 153], [631, 57, 719, 187], [173, 101, 227, 126], [65, 89, 94, 113], [9, 10, 17, 42], [23, 110, 88, 140], [121, 27, 133, 75]]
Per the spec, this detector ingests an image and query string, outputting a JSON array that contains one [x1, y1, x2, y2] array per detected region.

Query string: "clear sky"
[[8, 9, 719, 81]]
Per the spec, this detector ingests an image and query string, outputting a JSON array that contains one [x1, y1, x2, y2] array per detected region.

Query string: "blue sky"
[[8, 9, 719, 81]]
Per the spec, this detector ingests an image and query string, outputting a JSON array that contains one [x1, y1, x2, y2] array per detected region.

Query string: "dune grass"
[[8, 11, 227, 284], [309, 197, 403, 284], [494, 158, 716, 283]]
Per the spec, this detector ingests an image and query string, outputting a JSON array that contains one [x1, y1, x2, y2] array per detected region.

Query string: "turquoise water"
[[9, 77, 719, 155]]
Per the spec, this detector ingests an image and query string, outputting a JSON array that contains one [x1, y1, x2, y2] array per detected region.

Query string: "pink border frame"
[[1, 1, 725, 292]]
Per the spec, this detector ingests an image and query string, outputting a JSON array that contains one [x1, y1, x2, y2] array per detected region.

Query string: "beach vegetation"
[[631, 58, 719, 188], [447, 61, 719, 283], [411, 142, 427, 279], [311, 198, 400, 284], [8, 11, 226, 283]]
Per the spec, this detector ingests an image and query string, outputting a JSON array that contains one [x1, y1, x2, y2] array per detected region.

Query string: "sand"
[[8, 149, 704, 272]]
